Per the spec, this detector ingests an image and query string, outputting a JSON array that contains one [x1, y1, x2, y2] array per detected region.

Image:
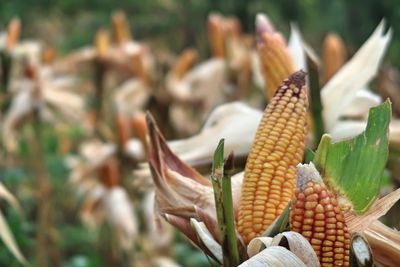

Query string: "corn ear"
[[257, 15, 295, 100], [208, 14, 225, 58], [95, 29, 110, 58], [237, 70, 308, 244], [323, 33, 347, 83], [171, 48, 198, 79], [291, 163, 350, 266], [112, 11, 131, 44]]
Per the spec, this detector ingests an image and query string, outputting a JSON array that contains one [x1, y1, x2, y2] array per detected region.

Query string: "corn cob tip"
[[284, 70, 307, 91], [296, 163, 323, 190], [255, 13, 274, 36]]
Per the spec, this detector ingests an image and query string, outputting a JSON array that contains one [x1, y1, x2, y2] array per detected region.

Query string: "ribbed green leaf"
[[313, 100, 391, 214]]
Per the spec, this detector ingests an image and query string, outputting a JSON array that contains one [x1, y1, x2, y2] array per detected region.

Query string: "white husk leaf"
[[239, 246, 307, 267], [102, 187, 137, 251], [190, 218, 223, 263], [288, 23, 306, 71], [341, 89, 382, 117], [321, 21, 392, 130], [247, 237, 273, 257], [271, 232, 320, 267]]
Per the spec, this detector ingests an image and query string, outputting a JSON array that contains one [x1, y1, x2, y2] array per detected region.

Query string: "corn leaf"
[[313, 100, 391, 213]]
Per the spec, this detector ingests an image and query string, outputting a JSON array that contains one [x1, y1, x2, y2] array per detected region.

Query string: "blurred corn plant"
[[0, 3, 399, 267]]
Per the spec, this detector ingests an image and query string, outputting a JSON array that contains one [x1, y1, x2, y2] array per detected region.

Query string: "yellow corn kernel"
[[322, 33, 347, 83], [237, 70, 308, 244], [257, 30, 295, 100], [290, 165, 350, 266]]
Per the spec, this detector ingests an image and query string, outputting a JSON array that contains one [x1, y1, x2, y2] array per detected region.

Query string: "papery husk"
[[239, 246, 307, 267], [114, 78, 150, 116], [190, 218, 223, 263], [102, 186, 137, 251], [288, 23, 306, 71], [146, 113, 218, 215], [321, 21, 392, 130], [343, 189, 400, 266], [247, 237, 273, 257], [163, 213, 220, 263], [363, 221, 400, 267], [345, 188, 400, 232], [270, 232, 320, 267]]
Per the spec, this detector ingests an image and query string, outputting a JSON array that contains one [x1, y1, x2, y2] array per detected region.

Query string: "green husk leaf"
[[313, 100, 391, 213]]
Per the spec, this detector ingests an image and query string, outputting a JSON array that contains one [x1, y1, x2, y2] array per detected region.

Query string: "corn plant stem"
[[0, 51, 12, 94], [0, 51, 12, 121], [222, 153, 240, 266], [211, 139, 240, 267], [31, 108, 54, 267], [306, 53, 325, 148]]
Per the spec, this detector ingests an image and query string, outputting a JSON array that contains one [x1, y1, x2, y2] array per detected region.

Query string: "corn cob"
[[95, 29, 110, 58], [291, 163, 350, 266], [171, 48, 198, 79], [237, 70, 308, 244], [42, 46, 56, 65], [258, 34, 295, 101], [112, 11, 131, 45], [322, 33, 347, 83], [98, 157, 120, 188], [207, 14, 225, 58], [257, 16, 295, 101]]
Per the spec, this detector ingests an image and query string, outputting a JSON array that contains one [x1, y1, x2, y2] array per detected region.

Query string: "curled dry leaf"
[[270, 232, 320, 267], [239, 246, 307, 267], [321, 21, 392, 131], [190, 218, 223, 264], [363, 221, 400, 267]]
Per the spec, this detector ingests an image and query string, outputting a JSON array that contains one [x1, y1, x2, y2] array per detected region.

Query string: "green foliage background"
[[0, 0, 399, 65]]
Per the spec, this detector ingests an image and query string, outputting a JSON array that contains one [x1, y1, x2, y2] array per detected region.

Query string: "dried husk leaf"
[[363, 221, 400, 267], [350, 233, 373, 267], [270, 232, 320, 267], [345, 188, 400, 232], [239, 246, 307, 267], [190, 218, 223, 264], [247, 237, 273, 257]]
